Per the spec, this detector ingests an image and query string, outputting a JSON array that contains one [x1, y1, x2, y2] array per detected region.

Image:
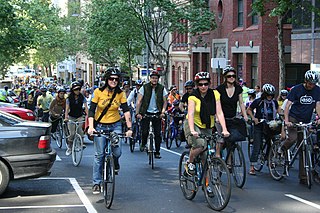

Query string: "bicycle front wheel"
[[72, 134, 83, 167], [148, 136, 154, 169], [229, 144, 246, 188], [129, 137, 135, 153], [165, 127, 172, 149], [268, 142, 284, 181], [178, 151, 197, 200], [104, 155, 115, 209], [55, 122, 63, 148], [305, 145, 313, 189], [204, 156, 231, 211]]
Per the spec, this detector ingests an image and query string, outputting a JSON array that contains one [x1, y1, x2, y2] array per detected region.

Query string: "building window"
[[172, 65, 176, 84], [251, 0, 258, 25], [238, 0, 244, 27], [237, 54, 243, 79], [251, 54, 258, 87], [218, 0, 223, 21]]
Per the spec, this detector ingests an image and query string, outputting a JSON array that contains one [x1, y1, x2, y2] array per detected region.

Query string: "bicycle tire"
[[55, 122, 63, 148], [254, 140, 267, 172], [204, 156, 231, 211], [229, 144, 246, 188], [72, 134, 83, 167], [175, 129, 182, 147], [104, 155, 115, 209], [268, 142, 284, 181], [305, 145, 313, 189], [175, 137, 181, 148], [178, 151, 197, 200], [165, 127, 172, 149], [247, 140, 253, 161], [129, 137, 135, 153], [149, 136, 154, 169]]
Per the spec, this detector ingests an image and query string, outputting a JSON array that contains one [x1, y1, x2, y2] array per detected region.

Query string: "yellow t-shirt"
[[187, 90, 221, 129], [91, 88, 127, 124]]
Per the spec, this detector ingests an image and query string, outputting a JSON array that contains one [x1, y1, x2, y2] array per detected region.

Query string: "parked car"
[[0, 110, 56, 196], [0, 102, 35, 121]]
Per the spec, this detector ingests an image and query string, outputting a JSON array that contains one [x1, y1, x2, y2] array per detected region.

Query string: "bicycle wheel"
[[175, 128, 182, 147], [305, 146, 313, 189], [178, 151, 197, 200], [104, 155, 115, 209], [229, 144, 246, 188], [204, 156, 231, 211], [247, 140, 253, 161], [129, 137, 135, 153], [254, 140, 267, 172], [72, 134, 83, 167], [55, 122, 63, 148], [165, 127, 172, 149], [148, 136, 154, 169], [268, 142, 284, 181], [175, 137, 181, 148]]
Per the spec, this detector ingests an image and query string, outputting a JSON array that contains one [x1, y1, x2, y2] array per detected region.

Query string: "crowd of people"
[[2, 66, 320, 194]]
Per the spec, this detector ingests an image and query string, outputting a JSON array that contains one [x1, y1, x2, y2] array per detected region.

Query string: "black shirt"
[[216, 84, 243, 118]]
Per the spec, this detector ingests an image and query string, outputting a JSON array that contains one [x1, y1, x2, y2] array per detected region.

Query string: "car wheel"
[[0, 161, 10, 196]]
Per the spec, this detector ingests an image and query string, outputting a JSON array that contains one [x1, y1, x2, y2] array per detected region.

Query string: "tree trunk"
[[278, 16, 286, 90]]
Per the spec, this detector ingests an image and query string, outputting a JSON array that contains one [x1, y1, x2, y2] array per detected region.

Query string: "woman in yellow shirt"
[[184, 71, 229, 176], [87, 68, 132, 194]]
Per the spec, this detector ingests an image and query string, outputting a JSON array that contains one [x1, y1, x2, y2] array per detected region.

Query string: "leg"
[[249, 124, 263, 174], [141, 116, 150, 147], [92, 125, 107, 186], [110, 122, 122, 171], [153, 116, 162, 156]]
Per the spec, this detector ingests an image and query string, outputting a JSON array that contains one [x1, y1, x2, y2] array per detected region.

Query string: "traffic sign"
[[211, 58, 227, 69]]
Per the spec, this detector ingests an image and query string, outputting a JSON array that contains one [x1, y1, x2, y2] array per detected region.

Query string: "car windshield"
[[0, 111, 22, 126]]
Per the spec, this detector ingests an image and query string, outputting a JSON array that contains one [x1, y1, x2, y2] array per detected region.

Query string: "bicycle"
[[66, 119, 86, 167], [91, 131, 130, 209], [165, 113, 184, 149], [50, 115, 66, 149], [144, 114, 159, 169], [161, 112, 170, 142], [179, 133, 231, 211], [248, 119, 281, 172], [130, 119, 141, 152], [268, 121, 316, 188]]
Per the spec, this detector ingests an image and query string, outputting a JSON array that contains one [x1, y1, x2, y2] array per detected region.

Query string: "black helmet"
[[150, 70, 160, 77], [78, 79, 84, 87], [262, 83, 276, 95], [184, 80, 195, 88], [122, 81, 129, 87], [71, 81, 81, 90], [173, 100, 180, 106], [40, 86, 47, 92], [57, 87, 66, 93], [305, 70, 319, 84], [222, 66, 236, 76], [4, 85, 8, 90], [248, 89, 255, 95], [105, 68, 121, 80]]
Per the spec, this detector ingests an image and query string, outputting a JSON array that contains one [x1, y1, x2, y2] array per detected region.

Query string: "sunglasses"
[[226, 75, 236, 79], [73, 88, 80, 91], [186, 87, 193, 90], [108, 77, 119, 82], [198, 83, 209, 87]]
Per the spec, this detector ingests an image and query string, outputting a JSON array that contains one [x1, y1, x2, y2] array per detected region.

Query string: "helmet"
[[262, 83, 276, 95], [305, 70, 319, 83], [280, 89, 288, 96], [194, 72, 210, 82], [40, 86, 47, 92], [222, 66, 236, 76], [173, 100, 180, 106], [169, 85, 177, 91], [105, 68, 121, 80], [184, 80, 195, 88], [122, 81, 129, 87], [4, 85, 8, 90], [248, 89, 256, 95], [135, 79, 143, 86], [78, 79, 84, 87], [71, 81, 81, 90], [57, 87, 66, 93], [150, 70, 160, 77], [110, 132, 120, 147], [86, 88, 92, 94]]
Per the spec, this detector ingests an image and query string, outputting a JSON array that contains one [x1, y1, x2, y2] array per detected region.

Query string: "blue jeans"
[[93, 122, 122, 185]]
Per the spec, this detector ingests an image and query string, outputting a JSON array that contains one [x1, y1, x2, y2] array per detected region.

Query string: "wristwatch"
[[127, 127, 132, 130]]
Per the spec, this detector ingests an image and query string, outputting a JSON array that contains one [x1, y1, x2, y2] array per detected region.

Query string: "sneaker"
[[65, 148, 71, 156], [154, 153, 162, 159], [184, 162, 195, 176], [92, 184, 101, 194], [114, 158, 120, 175]]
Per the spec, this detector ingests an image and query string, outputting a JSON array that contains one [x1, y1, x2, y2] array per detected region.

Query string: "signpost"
[[211, 58, 227, 85]]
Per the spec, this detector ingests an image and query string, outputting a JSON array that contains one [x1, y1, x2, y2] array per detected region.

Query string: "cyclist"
[[215, 66, 248, 157], [179, 80, 195, 113], [49, 87, 66, 134], [136, 70, 168, 159], [87, 68, 132, 194], [280, 70, 320, 184], [0, 85, 9, 103], [277, 89, 288, 113], [247, 83, 280, 175], [245, 89, 256, 109], [127, 79, 143, 127], [64, 81, 88, 156], [122, 81, 131, 98], [184, 71, 229, 175], [168, 100, 184, 126], [37, 86, 54, 122], [18, 87, 28, 108], [167, 85, 180, 109]]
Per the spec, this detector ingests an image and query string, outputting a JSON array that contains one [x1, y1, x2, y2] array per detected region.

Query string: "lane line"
[[285, 194, 320, 210], [0, 204, 84, 210], [69, 178, 97, 213], [160, 147, 182, 157]]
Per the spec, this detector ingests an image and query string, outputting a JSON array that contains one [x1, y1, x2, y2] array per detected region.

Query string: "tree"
[[86, 0, 145, 85], [252, 0, 320, 90], [128, 0, 216, 87]]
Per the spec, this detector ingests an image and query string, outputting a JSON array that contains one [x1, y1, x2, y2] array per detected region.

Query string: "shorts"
[[183, 119, 212, 149]]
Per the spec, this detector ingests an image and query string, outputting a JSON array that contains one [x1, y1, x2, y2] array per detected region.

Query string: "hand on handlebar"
[[190, 130, 199, 138], [136, 113, 142, 120], [222, 130, 230, 138], [285, 120, 293, 127], [87, 127, 96, 135], [126, 129, 133, 137]]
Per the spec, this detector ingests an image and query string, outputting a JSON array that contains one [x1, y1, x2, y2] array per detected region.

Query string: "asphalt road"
[[1, 138, 320, 213]]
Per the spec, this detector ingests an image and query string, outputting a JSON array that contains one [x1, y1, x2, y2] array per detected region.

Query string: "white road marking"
[[285, 194, 320, 210], [161, 147, 182, 156], [0, 205, 84, 210]]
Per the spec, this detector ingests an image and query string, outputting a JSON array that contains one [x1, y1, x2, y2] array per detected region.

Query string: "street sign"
[[211, 58, 227, 69], [311, 64, 320, 72]]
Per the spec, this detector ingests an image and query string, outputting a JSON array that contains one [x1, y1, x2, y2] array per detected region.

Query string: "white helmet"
[[194, 72, 210, 82], [305, 70, 319, 84], [262, 83, 276, 95]]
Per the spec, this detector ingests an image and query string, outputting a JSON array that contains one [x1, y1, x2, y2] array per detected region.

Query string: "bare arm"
[[216, 100, 229, 136], [284, 100, 293, 125], [238, 93, 248, 121], [187, 99, 197, 136]]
